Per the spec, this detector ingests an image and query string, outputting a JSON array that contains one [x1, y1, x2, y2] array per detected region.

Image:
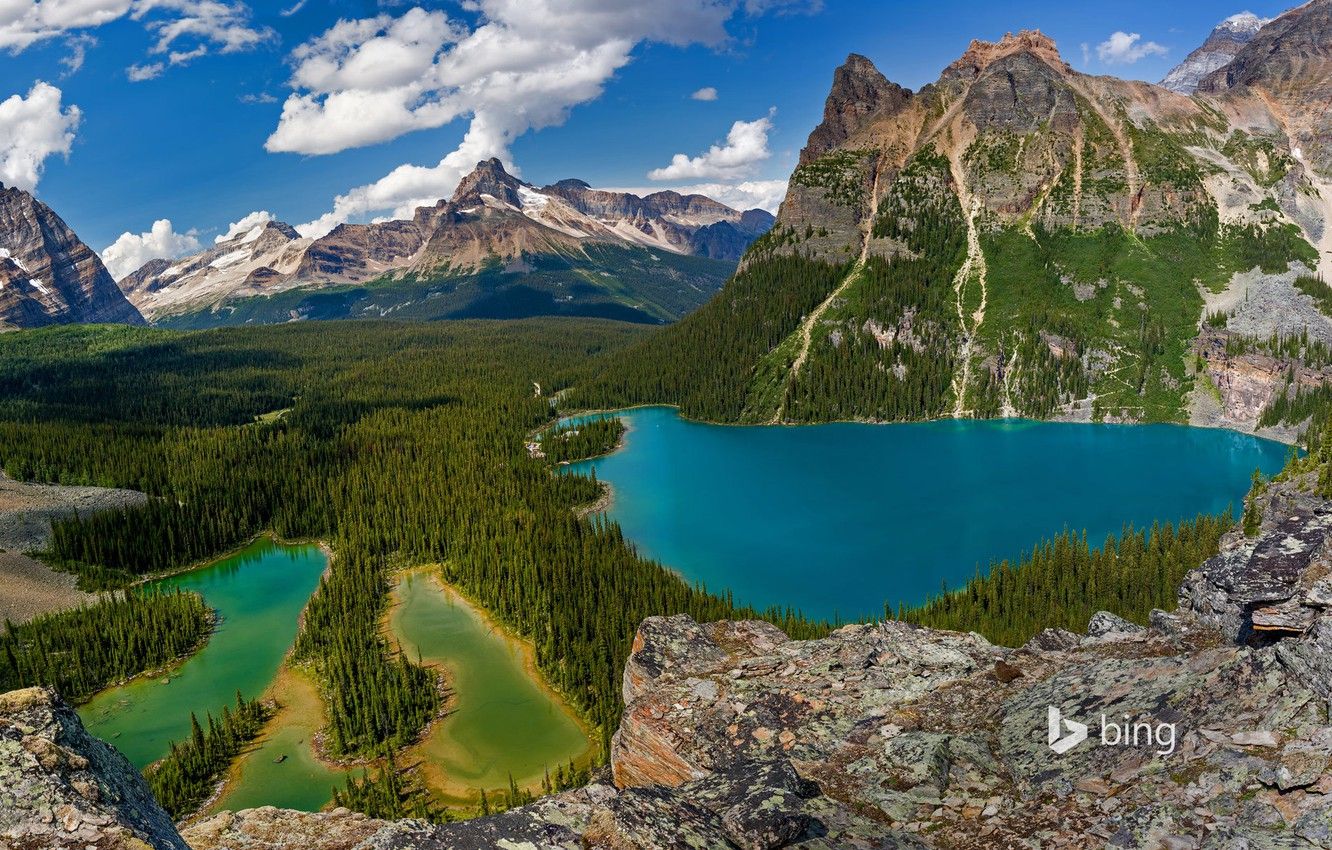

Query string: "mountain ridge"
[[116, 162, 774, 328], [1161, 11, 1269, 94]]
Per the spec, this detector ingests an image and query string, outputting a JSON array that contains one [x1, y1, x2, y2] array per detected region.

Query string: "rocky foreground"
[[6, 478, 1332, 848]]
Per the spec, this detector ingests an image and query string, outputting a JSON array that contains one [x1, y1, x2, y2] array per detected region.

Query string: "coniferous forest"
[[144, 692, 271, 818], [0, 321, 827, 766], [902, 514, 1233, 646], [0, 591, 211, 702]]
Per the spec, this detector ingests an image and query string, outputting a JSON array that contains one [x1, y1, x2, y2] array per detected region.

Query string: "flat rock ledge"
[[8, 475, 1332, 849]]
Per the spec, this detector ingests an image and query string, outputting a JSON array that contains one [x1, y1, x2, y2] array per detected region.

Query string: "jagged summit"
[[450, 157, 525, 208], [1161, 11, 1269, 94], [0, 185, 145, 330], [945, 29, 1070, 77], [799, 53, 912, 165]]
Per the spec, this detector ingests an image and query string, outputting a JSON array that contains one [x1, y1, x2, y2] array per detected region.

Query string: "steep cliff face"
[[0, 186, 145, 331], [0, 687, 186, 849], [1161, 12, 1269, 95], [11, 478, 1332, 847], [119, 161, 771, 327]]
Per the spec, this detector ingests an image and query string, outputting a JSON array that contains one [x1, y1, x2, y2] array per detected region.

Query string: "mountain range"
[[118, 160, 772, 328], [578, 1, 1332, 439], [6, 2, 1332, 440], [0, 162, 772, 331]]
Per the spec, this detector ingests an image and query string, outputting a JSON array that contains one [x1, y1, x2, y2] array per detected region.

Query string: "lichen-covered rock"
[[0, 687, 186, 850], [1085, 610, 1147, 638]]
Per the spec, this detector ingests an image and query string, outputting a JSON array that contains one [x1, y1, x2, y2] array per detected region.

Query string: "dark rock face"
[[0, 687, 187, 849], [296, 221, 426, 283], [0, 185, 145, 330], [800, 53, 912, 166], [960, 51, 1079, 134], [1180, 479, 1332, 657], [689, 218, 774, 261]]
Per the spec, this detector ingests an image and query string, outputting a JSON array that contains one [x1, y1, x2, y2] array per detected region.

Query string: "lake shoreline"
[[557, 403, 1300, 447], [559, 406, 1291, 621]]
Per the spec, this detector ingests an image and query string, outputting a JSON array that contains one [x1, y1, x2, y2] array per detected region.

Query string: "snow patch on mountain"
[[1161, 11, 1270, 94]]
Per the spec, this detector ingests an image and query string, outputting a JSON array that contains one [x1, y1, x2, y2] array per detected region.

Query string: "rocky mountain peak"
[[0, 186, 144, 329], [946, 29, 1069, 79], [1161, 10, 1270, 94], [450, 157, 525, 209], [1217, 11, 1272, 36], [800, 53, 913, 165], [550, 178, 592, 191]]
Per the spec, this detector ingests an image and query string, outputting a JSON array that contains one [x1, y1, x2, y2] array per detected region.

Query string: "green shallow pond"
[[210, 667, 348, 813], [389, 572, 593, 797], [79, 538, 328, 770]]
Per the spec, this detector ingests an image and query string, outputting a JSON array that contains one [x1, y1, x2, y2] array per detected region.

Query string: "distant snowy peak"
[[118, 220, 312, 319], [1218, 11, 1272, 35], [119, 159, 774, 323], [1161, 10, 1271, 94]]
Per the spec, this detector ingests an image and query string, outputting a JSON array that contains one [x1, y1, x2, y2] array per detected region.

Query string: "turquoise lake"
[[567, 407, 1291, 620], [79, 538, 328, 769]]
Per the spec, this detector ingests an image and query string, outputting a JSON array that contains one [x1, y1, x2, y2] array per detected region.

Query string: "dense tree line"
[[0, 591, 211, 702], [569, 251, 851, 420], [539, 418, 625, 463], [144, 692, 270, 818], [901, 515, 1232, 646]]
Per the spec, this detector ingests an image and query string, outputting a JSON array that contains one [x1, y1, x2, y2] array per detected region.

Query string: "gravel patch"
[[0, 474, 147, 628], [1205, 262, 1332, 343]]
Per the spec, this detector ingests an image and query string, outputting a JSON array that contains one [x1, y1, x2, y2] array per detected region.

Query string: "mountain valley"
[[7, 3, 1332, 848]]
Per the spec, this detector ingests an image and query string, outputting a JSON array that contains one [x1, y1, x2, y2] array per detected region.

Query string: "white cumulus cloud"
[[100, 218, 201, 280], [0, 82, 81, 192], [284, 1, 793, 238], [215, 209, 272, 243], [0, 1, 272, 74], [691, 86, 718, 101], [675, 179, 787, 213], [647, 111, 775, 181], [1095, 31, 1168, 65]]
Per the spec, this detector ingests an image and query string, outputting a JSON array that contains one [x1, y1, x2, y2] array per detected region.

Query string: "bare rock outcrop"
[[0, 687, 186, 849]]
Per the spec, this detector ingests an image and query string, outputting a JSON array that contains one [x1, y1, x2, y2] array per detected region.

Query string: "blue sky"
[[0, 1, 1295, 276]]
